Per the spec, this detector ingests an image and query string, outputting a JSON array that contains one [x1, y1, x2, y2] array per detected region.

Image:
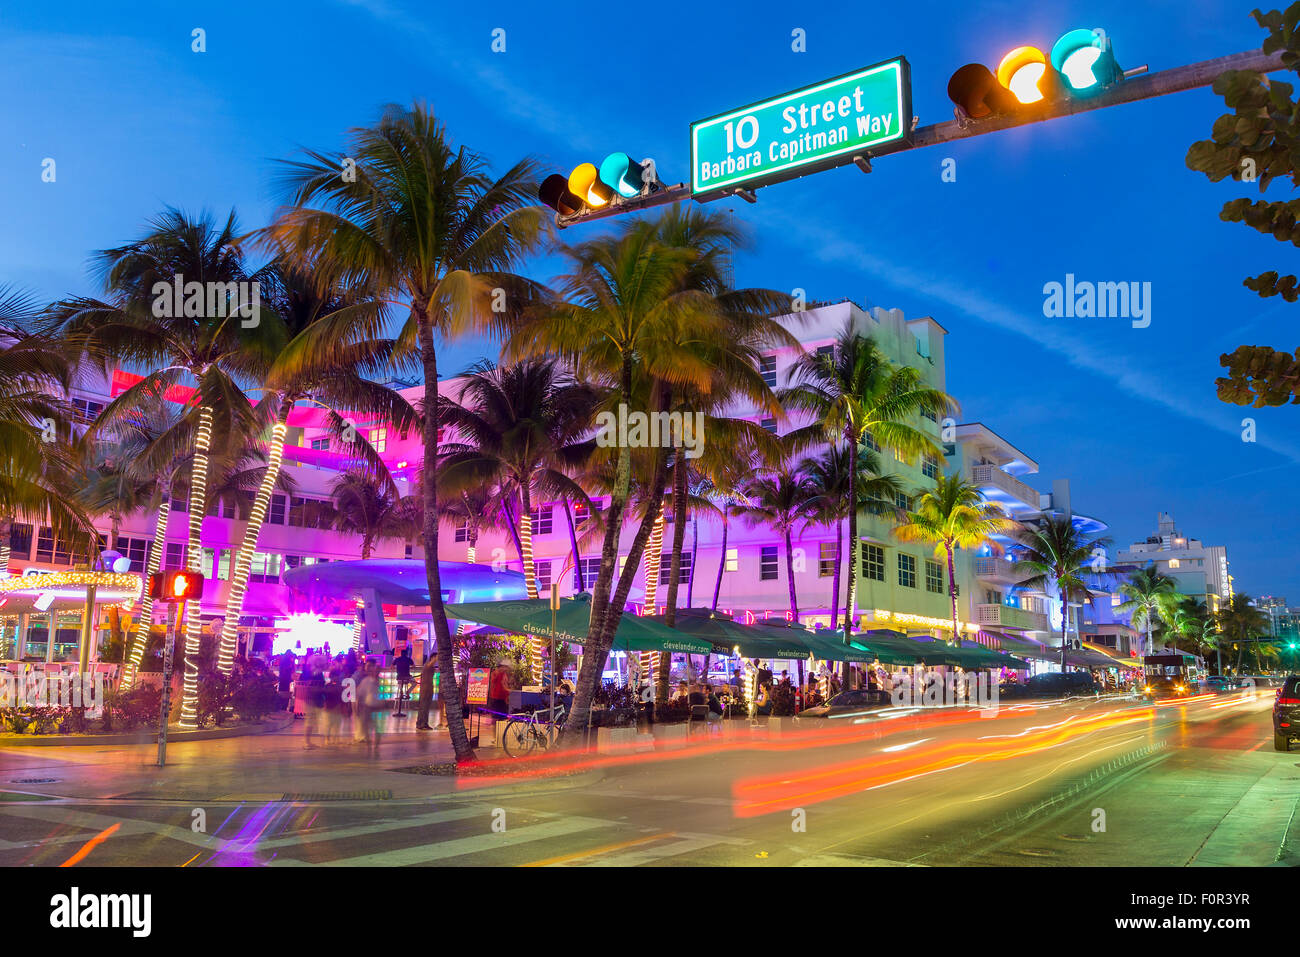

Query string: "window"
[[921, 406, 938, 423], [758, 354, 777, 388], [760, 417, 777, 434], [759, 545, 779, 581], [454, 522, 469, 543], [35, 528, 72, 565], [659, 552, 692, 585], [70, 397, 105, 424], [369, 427, 387, 453], [1168, 559, 1180, 569], [897, 553, 916, 588], [268, 494, 287, 525], [895, 491, 911, 511], [170, 492, 187, 513], [725, 547, 739, 572], [283, 554, 319, 570], [573, 502, 592, 528], [922, 455, 940, 480], [202, 548, 231, 581], [819, 541, 837, 577], [984, 588, 1003, 605], [248, 552, 281, 584], [926, 560, 944, 594], [310, 437, 330, 451], [164, 542, 187, 570], [535, 560, 552, 593], [573, 557, 603, 590], [528, 506, 553, 535], [863, 434, 880, 453], [117, 537, 151, 568], [8, 522, 33, 559], [218, 497, 237, 519], [815, 344, 835, 360], [289, 496, 326, 528], [861, 544, 885, 582], [893, 448, 910, 465]]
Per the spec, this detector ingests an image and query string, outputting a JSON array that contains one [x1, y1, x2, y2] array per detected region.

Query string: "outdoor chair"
[[687, 703, 711, 734]]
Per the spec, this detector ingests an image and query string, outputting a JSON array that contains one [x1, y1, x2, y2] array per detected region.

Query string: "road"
[[1, 690, 1294, 866]]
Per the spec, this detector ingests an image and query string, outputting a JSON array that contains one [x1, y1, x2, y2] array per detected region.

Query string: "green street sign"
[[691, 56, 911, 197]]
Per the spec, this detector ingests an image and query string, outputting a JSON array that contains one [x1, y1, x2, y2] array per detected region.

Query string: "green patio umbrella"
[[648, 609, 814, 660], [445, 593, 713, 655]]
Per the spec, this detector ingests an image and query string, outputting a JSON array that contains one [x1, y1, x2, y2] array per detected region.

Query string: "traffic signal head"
[[539, 174, 583, 216], [598, 152, 645, 199], [947, 63, 1017, 119], [996, 46, 1050, 104], [1050, 28, 1121, 94], [148, 569, 204, 602], [567, 163, 613, 208]]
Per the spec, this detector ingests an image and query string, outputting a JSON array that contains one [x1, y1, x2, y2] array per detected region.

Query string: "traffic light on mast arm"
[[948, 27, 1123, 121], [539, 152, 663, 217], [148, 570, 204, 602]]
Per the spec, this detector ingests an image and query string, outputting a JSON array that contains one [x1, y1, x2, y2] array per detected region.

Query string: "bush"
[[114, 685, 162, 730], [654, 698, 691, 723], [198, 671, 236, 728], [232, 671, 280, 723]]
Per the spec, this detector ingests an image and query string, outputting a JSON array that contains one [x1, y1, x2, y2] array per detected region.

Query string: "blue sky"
[[3, 0, 1296, 598]]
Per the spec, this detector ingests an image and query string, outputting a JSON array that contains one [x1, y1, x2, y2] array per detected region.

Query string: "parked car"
[[1023, 672, 1097, 697], [1273, 675, 1299, 752], [1205, 675, 1239, 694], [796, 689, 888, 719]]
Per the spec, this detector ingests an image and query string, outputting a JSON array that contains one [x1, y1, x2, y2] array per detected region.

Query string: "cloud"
[[778, 215, 1300, 466]]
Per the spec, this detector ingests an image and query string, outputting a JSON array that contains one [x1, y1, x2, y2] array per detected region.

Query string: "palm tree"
[[329, 469, 420, 559], [1217, 594, 1270, 674], [1015, 516, 1111, 671], [783, 321, 954, 672], [894, 475, 1016, 646], [48, 208, 272, 728], [1116, 567, 1179, 659], [800, 444, 900, 630], [270, 103, 548, 762], [215, 259, 418, 670], [735, 458, 819, 621], [0, 285, 89, 574], [506, 209, 791, 733]]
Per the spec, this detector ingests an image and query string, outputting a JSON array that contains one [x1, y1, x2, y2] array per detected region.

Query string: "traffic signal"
[[949, 27, 1122, 120], [539, 153, 660, 216], [148, 570, 204, 602]]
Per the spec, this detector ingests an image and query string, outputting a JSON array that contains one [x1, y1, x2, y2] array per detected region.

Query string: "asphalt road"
[[1, 690, 1294, 867]]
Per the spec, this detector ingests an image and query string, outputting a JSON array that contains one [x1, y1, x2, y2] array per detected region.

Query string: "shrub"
[[654, 698, 691, 723], [772, 682, 796, 717], [198, 671, 236, 728], [114, 685, 162, 729], [232, 671, 280, 723]]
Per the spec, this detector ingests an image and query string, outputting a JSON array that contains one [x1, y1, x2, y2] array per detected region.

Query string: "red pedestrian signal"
[[148, 570, 204, 602]]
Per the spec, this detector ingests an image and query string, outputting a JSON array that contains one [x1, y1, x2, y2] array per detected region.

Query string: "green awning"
[[649, 610, 814, 660], [445, 593, 713, 655]]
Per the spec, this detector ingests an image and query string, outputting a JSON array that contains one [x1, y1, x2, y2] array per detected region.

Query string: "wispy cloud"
[[775, 214, 1300, 466]]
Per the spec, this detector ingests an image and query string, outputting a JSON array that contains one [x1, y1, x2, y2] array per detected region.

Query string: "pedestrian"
[[487, 662, 512, 721], [277, 651, 296, 712], [303, 655, 326, 748], [754, 681, 773, 716], [323, 665, 343, 745], [356, 662, 383, 754]]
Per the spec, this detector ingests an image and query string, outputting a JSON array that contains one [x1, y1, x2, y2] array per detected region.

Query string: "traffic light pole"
[[156, 600, 180, 767], [555, 48, 1284, 229]]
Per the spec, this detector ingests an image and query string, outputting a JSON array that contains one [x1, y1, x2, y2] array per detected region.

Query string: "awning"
[[647, 609, 814, 660], [850, 633, 964, 666], [445, 594, 714, 655]]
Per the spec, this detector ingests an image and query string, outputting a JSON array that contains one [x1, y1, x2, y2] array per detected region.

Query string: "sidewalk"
[[0, 712, 541, 805]]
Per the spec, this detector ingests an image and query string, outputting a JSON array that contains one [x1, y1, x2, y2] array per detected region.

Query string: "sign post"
[[691, 56, 911, 199], [156, 602, 178, 767], [149, 570, 204, 768]]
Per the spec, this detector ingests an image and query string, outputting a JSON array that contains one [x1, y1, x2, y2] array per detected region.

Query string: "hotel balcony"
[[976, 603, 1049, 632], [973, 556, 1034, 586], [970, 464, 1040, 515]]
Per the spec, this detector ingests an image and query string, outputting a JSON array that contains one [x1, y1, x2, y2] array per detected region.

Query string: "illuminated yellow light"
[[870, 609, 980, 634], [642, 514, 664, 613], [996, 47, 1047, 104], [568, 163, 612, 208]]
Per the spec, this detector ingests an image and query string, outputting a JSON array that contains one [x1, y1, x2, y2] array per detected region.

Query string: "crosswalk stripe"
[[274, 815, 610, 866]]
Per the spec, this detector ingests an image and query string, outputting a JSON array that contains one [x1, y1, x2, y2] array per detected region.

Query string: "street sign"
[[690, 56, 911, 198]]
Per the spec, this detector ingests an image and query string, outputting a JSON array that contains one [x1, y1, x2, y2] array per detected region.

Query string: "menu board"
[[466, 667, 490, 706]]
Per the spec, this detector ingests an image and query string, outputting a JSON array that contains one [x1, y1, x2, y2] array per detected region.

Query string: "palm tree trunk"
[[125, 488, 171, 690], [660, 457, 690, 698], [566, 359, 637, 738], [711, 505, 729, 612], [687, 511, 699, 609], [829, 518, 842, 631], [179, 403, 213, 729], [842, 434, 858, 690], [563, 497, 583, 592], [1059, 590, 1069, 672], [415, 307, 473, 762], [785, 527, 799, 621], [517, 482, 545, 683], [0, 515, 12, 576], [946, 543, 960, 647], [221, 398, 293, 673]]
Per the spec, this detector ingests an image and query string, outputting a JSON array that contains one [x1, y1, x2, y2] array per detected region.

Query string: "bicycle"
[[500, 703, 567, 757]]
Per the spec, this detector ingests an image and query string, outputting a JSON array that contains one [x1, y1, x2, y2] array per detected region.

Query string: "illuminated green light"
[[1051, 28, 1119, 95], [599, 152, 643, 199]]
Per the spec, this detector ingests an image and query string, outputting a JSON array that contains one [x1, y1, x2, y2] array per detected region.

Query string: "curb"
[[0, 714, 295, 747]]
